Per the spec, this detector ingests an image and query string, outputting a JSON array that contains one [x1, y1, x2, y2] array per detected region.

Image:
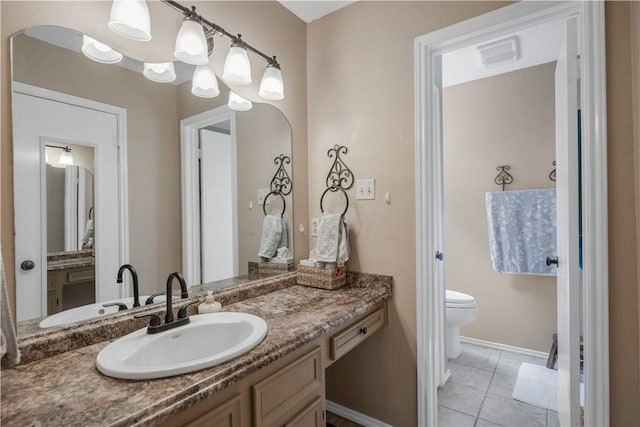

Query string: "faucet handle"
[[145, 292, 164, 305], [102, 302, 128, 312], [134, 313, 161, 327], [177, 301, 199, 319]]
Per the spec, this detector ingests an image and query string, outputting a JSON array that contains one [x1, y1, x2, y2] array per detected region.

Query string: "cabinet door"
[[284, 397, 324, 427], [185, 394, 242, 427]]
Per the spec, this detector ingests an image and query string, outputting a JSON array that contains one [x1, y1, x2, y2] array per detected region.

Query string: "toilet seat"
[[446, 290, 476, 309]]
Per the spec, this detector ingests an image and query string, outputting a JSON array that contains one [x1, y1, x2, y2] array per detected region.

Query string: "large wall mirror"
[[11, 26, 293, 334]]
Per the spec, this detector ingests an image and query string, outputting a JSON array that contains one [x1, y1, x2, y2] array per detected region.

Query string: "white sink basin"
[[38, 295, 167, 329], [96, 312, 268, 380]]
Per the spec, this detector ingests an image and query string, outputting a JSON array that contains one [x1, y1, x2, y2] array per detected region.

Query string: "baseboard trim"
[[326, 400, 393, 427], [460, 336, 548, 359]]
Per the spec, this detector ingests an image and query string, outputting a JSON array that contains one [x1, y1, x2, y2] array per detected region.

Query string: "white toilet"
[[446, 290, 478, 359]]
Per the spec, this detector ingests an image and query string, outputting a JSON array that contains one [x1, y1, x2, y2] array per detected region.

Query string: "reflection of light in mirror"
[[223, 43, 252, 85], [58, 148, 74, 165], [143, 62, 176, 83], [108, 0, 151, 42], [228, 91, 252, 111], [46, 145, 74, 168], [81, 35, 123, 64], [259, 64, 284, 101], [174, 17, 209, 65], [191, 65, 220, 98]]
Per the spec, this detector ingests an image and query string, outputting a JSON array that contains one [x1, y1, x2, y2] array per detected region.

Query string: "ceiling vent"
[[477, 36, 520, 68]]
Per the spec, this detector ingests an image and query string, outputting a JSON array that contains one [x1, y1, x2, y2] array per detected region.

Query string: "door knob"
[[20, 260, 35, 271], [546, 257, 559, 266], [435, 251, 444, 261]]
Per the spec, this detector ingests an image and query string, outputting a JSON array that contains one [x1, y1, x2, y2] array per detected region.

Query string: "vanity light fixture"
[[108, 0, 152, 42], [228, 91, 252, 111], [222, 37, 252, 85], [258, 61, 284, 101], [191, 65, 220, 98], [143, 62, 177, 83], [81, 35, 123, 64], [46, 145, 74, 167], [173, 10, 209, 65], [108, 0, 285, 103]]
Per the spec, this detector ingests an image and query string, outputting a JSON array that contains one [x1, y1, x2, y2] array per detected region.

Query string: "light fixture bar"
[[162, 0, 280, 68]]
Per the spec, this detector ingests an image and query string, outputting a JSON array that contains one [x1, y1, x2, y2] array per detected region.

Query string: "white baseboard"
[[460, 336, 548, 359], [326, 400, 393, 427]]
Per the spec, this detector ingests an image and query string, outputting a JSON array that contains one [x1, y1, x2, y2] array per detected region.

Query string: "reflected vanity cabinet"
[[160, 303, 387, 427], [46, 265, 96, 314]]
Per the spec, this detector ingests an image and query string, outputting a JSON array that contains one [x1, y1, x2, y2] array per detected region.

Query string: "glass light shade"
[[258, 65, 284, 100], [58, 150, 74, 166], [228, 91, 252, 111], [108, 0, 151, 41], [81, 35, 123, 64], [174, 19, 209, 65], [223, 45, 252, 85], [191, 66, 220, 98], [143, 62, 176, 83]]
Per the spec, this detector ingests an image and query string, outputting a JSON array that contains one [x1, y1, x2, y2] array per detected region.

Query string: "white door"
[[13, 90, 121, 321], [554, 16, 581, 427], [200, 129, 238, 282]]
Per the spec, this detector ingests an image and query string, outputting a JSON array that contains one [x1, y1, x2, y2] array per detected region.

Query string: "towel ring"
[[320, 186, 349, 217], [263, 191, 286, 217]]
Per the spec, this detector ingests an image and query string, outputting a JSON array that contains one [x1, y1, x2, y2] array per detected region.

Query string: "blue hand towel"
[[486, 189, 557, 276]]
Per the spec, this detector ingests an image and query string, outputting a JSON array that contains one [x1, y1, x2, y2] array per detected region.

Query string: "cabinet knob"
[[359, 327, 368, 335], [20, 260, 35, 271], [546, 256, 559, 266], [435, 251, 444, 261]]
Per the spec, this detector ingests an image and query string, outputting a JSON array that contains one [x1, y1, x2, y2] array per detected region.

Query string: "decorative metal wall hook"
[[326, 145, 354, 190], [495, 165, 513, 191], [549, 161, 556, 182], [269, 154, 292, 196]]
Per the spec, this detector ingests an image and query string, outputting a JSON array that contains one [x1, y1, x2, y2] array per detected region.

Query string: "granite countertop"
[[47, 250, 95, 271], [1, 274, 391, 427]]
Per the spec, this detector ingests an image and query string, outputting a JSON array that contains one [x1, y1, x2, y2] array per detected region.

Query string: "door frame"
[[181, 105, 237, 287], [414, 2, 608, 426]]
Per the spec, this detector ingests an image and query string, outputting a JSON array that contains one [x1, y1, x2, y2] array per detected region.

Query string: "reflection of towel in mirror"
[[1, 251, 20, 365], [314, 213, 350, 264], [82, 219, 94, 249], [258, 214, 283, 259], [278, 215, 288, 249]]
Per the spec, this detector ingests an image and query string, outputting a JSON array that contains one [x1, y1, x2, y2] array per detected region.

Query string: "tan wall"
[[443, 63, 557, 352], [606, 2, 640, 425], [311, 1, 640, 425], [1, 1, 309, 312], [46, 166, 65, 253], [11, 33, 180, 296], [631, 1, 640, 406]]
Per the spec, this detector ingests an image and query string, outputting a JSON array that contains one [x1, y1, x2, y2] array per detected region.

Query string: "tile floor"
[[438, 342, 561, 427]]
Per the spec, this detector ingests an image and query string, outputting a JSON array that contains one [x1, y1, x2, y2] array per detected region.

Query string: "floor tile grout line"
[[474, 350, 500, 426]]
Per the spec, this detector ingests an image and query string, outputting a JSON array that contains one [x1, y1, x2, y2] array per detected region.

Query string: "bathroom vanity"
[[0, 271, 391, 426]]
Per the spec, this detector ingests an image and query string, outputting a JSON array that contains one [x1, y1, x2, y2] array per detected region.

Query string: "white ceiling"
[[277, 1, 355, 23], [442, 18, 565, 87]]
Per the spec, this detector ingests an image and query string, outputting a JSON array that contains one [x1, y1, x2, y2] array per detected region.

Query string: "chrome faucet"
[[116, 264, 140, 308], [135, 272, 194, 334]]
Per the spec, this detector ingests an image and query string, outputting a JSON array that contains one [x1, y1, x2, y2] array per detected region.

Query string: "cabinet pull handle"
[[359, 327, 368, 335]]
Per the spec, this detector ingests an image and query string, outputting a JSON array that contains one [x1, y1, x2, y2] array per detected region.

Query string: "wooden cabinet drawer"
[[284, 396, 324, 427], [67, 268, 95, 283], [184, 394, 242, 427], [330, 306, 385, 360], [252, 346, 323, 426]]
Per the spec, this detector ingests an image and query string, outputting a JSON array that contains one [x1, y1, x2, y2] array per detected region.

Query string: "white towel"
[[1, 251, 20, 365], [314, 213, 350, 264], [258, 214, 283, 259], [486, 189, 557, 276], [278, 215, 288, 249]]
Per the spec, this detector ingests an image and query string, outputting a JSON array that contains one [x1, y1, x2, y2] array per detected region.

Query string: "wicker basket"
[[258, 262, 294, 274], [297, 264, 347, 290]]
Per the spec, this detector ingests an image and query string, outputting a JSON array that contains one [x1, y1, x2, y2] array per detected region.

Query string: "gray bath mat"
[[512, 362, 558, 411]]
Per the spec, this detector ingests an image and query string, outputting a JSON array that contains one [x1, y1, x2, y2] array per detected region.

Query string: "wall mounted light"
[[108, 0, 285, 104], [81, 35, 123, 64], [46, 145, 74, 167], [143, 62, 177, 83], [228, 91, 252, 111], [223, 36, 251, 85], [191, 65, 220, 98], [174, 10, 209, 65], [108, 0, 151, 41], [258, 61, 284, 101]]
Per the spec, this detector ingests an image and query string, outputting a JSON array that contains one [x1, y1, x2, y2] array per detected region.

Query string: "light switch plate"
[[356, 178, 375, 200], [311, 218, 319, 237], [257, 188, 270, 205]]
